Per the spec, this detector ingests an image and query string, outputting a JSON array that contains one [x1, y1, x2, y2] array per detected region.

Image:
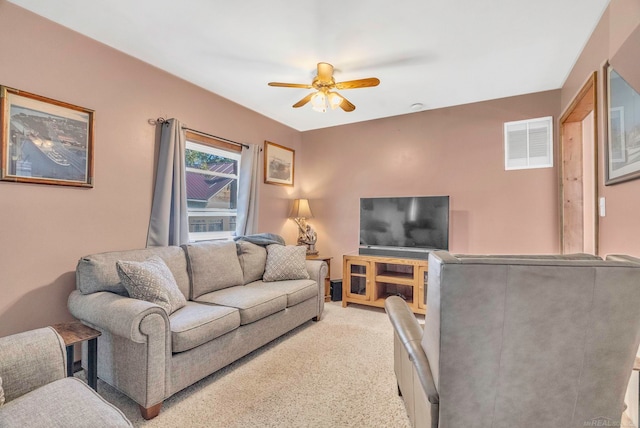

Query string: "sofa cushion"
[[195, 286, 287, 325], [77, 246, 189, 296], [246, 279, 317, 307], [0, 377, 132, 427], [116, 256, 187, 316], [237, 241, 267, 284], [263, 245, 310, 282], [183, 241, 244, 299], [169, 302, 240, 353]]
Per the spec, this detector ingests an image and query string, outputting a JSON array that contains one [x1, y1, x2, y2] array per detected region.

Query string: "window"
[[504, 116, 553, 170], [185, 132, 241, 242]]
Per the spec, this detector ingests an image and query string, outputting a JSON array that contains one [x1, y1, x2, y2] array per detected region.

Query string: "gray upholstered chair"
[[0, 327, 132, 427], [386, 251, 640, 428]]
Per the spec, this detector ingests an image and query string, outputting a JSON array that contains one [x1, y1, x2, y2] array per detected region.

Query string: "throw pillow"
[[263, 244, 310, 282], [0, 375, 4, 406], [116, 256, 187, 315], [237, 241, 267, 284]]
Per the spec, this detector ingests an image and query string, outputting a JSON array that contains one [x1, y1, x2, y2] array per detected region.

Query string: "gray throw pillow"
[[116, 256, 187, 315], [263, 245, 310, 282], [0, 375, 4, 406], [237, 241, 267, 284]]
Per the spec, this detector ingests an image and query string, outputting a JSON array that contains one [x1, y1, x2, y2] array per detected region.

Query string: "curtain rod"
[[156, 117, 249, 149], [182, 126, 249, 149]]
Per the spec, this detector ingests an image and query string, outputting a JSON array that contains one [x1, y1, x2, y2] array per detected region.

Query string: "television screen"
[[359, 196, 449, 251]]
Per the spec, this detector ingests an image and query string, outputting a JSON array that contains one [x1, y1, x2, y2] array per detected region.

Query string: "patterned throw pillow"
[[0, 375, 4, 406], [263, 245, 310, 282], [116, 256, 187, 315]]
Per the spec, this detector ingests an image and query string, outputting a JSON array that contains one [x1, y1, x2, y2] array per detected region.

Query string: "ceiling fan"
[[268, 62, 380, 113]]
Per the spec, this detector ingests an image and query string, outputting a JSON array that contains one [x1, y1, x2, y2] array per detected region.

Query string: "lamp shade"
[[289, 198, 313, 219]]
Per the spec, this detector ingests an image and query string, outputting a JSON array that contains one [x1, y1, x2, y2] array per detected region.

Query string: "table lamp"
[[289, 198, 318, 255]]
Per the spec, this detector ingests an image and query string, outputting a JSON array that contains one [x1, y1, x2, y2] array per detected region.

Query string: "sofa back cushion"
[[183, 241, 244, 299], [76, 246, 189, 297], [237, 241, 267, 284]]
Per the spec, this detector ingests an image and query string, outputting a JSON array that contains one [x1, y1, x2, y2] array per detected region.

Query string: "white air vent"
[[504, 116, 553, 170]]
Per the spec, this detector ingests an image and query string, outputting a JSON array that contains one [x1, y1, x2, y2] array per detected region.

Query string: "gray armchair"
[[386, 251, 640, 428], [0, 327, 131, 427]]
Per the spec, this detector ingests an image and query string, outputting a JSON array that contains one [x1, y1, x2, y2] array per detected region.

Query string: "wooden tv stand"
[[342, 254, 427, 315]]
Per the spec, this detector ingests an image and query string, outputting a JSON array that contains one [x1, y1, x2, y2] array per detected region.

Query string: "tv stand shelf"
[[342, 254, 427, 315], [376, 271, 414, 284]]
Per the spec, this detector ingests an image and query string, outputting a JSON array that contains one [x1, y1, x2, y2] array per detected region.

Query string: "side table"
[[52, 321, 101, 391], [307, 254, 332, 302]]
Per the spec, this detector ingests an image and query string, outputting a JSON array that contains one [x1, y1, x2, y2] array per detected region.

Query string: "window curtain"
[[236, 143, 260, 235], [146, 118, 189, 247]]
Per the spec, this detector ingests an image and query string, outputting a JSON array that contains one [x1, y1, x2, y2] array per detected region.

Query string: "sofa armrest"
[[306, 260, 328, 318], [0, 327, 67, 403], [68, 290, 170, 409], [385, 296, 439, 404], [68, 290, 169, 343]]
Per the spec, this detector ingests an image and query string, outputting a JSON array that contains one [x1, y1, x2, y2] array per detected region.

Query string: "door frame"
[[559, 72, 598, 254]]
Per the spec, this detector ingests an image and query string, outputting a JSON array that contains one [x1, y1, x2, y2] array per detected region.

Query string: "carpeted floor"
[[92, 302, 413, 427]]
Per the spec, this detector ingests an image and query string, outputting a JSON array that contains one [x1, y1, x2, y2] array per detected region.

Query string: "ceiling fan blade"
[[268, 82, 314, 89], [334, 77, 380, 90], [317, 62, 334, 83], [338, 95, 356, 112], [292, 92, 315, 108]]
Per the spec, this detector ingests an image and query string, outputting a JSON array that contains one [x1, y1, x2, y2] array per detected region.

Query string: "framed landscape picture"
[[264, 140, 294, 186], [604, 64, 640, 185], [0, 86, 94, 187]]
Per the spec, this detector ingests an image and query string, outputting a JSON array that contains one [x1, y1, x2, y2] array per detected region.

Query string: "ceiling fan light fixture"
[[311, 91, 327, 113], [328, 92, 343, 110]]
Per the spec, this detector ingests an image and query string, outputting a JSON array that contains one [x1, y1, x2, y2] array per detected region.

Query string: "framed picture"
[[264, 140, 294, 186], [604, 64, 640, 185], [1, 86, 94, 187]]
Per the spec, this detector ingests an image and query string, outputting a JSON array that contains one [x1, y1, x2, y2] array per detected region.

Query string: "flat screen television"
[[359, 196, 449, 252]]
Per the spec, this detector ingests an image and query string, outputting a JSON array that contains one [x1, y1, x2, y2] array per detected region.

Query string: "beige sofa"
[[68, 240, 327, 419], [0, 327, 132, 427], [386, 251, 640, 428]]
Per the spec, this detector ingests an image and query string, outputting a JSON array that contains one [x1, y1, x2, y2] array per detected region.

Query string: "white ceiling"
[[9, 0, 609, 132]]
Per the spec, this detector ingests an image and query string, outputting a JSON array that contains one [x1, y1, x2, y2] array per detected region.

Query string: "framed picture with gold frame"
[[264, 140, 294, 186], [0, 86, 94, 187]]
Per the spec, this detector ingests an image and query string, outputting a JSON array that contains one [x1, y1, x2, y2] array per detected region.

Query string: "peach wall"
[[300, 90, 561, 274], [0, 2, 300, 337], [560, 0, 640, 257]]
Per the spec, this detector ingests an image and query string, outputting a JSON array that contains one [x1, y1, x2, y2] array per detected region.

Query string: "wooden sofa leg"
[[313, 315, 320, 322], [140, 402, 163, 420]]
